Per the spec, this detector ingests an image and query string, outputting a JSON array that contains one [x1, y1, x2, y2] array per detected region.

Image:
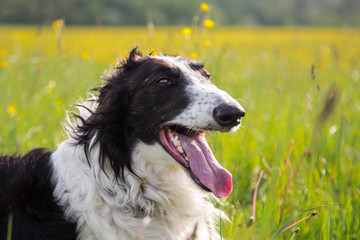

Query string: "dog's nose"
[[213, 104, 245, 128]]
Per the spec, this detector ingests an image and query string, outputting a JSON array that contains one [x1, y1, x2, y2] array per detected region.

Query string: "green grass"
[[7, 213, 13, 240], [1, 25, 360, 239]]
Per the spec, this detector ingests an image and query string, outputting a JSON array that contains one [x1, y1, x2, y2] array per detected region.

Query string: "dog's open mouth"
[[159, 126, 232, 198]]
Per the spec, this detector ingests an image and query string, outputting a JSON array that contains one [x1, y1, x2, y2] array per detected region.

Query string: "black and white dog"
[[0, 48, 245, 240]]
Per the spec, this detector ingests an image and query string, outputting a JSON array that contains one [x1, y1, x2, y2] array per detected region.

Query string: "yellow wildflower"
[[149, 49, 159, 56], [81, 52, 90, 61], [203, 19, 215, 28], [203, 40, 212, 48], [182, 27, 192, 37], [7, 105, 17, 117], [0, 60, 9, 69], [47, 80, 56, 93], [52, 19, 64, 30], [200, 2, 210, 12], [189, 51, 198, 59]]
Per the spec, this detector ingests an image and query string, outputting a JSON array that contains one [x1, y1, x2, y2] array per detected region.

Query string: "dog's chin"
[[158, 125, 233, 199]]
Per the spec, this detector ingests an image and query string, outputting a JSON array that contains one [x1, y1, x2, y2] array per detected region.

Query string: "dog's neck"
[[51, 137, 221, 240]]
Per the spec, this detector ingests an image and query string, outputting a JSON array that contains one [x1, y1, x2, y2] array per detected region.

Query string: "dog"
[[0, 48, 245, 240]]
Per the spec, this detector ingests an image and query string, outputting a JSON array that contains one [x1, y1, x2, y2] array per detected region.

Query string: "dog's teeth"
[[170, 136, 181, 147], [185, 156, 189, 161], [168, 129, 184, 152], [168, 129, 174, 137], [177, 146, 184, 154]]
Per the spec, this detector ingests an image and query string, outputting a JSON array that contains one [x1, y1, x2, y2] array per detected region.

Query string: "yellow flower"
[[189, 51, 198, 59], [81, 52, 90, 61], [149, 49, 159, 56], [52, 19, 64, 30], [7, 104, 17, 117], [203, 19, 215, 28], [0, 60, 9, 69], [200, 2, 210, 12], [47, 80, 56, 93], [203, 40, 212, 48], [182, 27, 192, 37]]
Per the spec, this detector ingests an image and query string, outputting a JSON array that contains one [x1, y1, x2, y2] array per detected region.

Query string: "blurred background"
[[1, 1, 360, 239], [1, 0, 360, 26]]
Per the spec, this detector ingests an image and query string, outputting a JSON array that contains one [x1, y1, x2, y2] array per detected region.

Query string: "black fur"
[[74, 48, 191, 181], [0, 149, 77, 240]]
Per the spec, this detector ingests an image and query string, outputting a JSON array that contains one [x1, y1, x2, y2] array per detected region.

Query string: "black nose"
[[213, 104, 245, 128]]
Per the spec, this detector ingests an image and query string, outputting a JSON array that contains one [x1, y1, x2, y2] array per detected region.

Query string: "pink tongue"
[[177, 133, 232, 198]]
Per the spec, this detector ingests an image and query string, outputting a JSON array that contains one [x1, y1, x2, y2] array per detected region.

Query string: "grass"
[[1, 24, 360, 239]]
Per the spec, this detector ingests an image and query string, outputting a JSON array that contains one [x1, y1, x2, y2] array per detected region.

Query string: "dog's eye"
[[156, 78, 172, 85], [204, 71, 211, 79]]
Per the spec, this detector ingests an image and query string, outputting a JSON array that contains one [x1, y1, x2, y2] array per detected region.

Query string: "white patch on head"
[[154, 55, 245, 131]]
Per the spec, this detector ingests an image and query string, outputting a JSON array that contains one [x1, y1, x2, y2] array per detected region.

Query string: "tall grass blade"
[[269, 204, 339, 239], [7, 213, 13, 240]]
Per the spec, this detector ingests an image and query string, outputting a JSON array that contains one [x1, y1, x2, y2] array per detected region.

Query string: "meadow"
[[1, 24, 360, 239]]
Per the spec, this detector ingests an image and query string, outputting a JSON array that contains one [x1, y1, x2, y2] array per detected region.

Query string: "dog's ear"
[[75, 49, 145, 181], [95, 82, 132, 181], [94, 50, 144, 181], [122, 47, 143, 71]]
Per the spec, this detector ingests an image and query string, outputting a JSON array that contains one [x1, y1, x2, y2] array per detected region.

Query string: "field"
[[1, 24, 360, 239]]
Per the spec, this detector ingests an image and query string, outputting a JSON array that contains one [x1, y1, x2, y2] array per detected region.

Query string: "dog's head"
[[75, 48, 245, 198]]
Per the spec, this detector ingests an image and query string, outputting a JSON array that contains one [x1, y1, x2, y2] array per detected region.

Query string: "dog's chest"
[[51, 141, 220, 240]]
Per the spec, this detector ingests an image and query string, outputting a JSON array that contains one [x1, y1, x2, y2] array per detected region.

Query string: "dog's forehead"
[[152, 55, 205, 76]]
